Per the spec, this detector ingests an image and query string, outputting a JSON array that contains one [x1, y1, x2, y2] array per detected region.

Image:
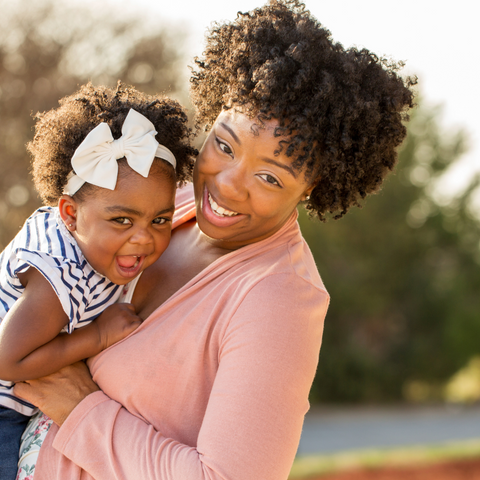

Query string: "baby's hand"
[[94, 303, 142, 350]]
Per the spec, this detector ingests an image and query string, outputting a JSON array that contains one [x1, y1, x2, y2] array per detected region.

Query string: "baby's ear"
[[58, 195, 78, 232]]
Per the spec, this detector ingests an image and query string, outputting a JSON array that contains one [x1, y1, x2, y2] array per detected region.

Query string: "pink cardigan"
[[36, 184, 329, 480]]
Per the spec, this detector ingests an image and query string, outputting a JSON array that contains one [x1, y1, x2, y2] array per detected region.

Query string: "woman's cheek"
[[198, 144, 225, 175]]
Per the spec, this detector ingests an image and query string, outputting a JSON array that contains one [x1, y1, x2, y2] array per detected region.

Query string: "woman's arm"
[[15, 275, 328, 480], [0, 267, 141, 382]]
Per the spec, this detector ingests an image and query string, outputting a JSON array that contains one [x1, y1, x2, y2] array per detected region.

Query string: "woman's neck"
[[189, 222, 239, 258]]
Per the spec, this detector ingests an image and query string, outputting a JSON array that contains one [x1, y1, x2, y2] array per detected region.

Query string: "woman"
[[15, 1, 415, 479]]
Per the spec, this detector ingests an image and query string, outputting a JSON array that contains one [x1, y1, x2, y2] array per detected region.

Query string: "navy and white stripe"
[[0, 207, 122, 415]]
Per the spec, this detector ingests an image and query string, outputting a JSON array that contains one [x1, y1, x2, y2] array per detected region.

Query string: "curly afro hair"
[[190, 0, 416, 220], [29, 82, 197, 206]]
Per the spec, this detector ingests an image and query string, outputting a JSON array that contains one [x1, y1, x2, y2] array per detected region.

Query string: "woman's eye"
[[259, 174, 281, 187], [113, 217, 132, 225], [216, 138, 233, 156]]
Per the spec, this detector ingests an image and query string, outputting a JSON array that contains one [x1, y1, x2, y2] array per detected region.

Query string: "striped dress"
[[0, 207, 122, 415]]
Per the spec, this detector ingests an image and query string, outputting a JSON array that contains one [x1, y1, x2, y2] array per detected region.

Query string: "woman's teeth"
[[208, 193, 238, 217]]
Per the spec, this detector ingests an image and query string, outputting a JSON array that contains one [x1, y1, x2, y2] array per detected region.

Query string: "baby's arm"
[[0, 267, 141, 383]]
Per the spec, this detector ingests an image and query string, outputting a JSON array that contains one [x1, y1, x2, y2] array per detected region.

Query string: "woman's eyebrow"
[[262, 158, 297, 178], [218, 122, 241, 144]]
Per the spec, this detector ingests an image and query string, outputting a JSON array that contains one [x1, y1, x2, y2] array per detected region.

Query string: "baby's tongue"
[[117, 256, 137, 268]]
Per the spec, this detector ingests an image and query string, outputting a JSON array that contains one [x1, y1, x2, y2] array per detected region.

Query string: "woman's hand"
[[13, 362, 99, 426]]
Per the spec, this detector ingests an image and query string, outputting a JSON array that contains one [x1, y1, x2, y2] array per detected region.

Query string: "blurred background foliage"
[[1, 0, 479, 405], [304, 106, 480, 404]]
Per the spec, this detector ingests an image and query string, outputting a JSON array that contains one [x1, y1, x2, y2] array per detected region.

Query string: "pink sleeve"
[[52, 274, 328, 480], [53, 392, 209, 479]]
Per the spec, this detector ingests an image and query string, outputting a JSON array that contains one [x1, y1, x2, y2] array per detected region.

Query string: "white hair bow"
[[63, 109, 177, 196]]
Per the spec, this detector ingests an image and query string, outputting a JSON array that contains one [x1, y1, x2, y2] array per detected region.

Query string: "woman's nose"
[[216, 162, 248, 201]]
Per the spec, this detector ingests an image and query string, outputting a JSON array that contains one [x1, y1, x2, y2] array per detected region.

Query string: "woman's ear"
[[302, 178, 319, 202], [303, 187, 314, 202], [58, 195, 78, 232]]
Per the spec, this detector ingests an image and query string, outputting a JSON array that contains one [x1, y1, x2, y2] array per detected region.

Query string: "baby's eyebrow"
[[105, 205, 175, 216], [105, 206, 141, 215]]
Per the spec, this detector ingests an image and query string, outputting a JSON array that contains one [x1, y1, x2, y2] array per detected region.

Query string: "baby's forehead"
[[75, 158, 175, 204], [116, 157, 174, 178], [88, 167, 175, 204]]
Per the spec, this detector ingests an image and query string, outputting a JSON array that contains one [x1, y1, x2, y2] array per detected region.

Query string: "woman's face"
[[194, 109, 314, 250]]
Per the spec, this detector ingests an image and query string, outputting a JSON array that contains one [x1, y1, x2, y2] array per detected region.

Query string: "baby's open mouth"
[[116, 255, 141, 269]]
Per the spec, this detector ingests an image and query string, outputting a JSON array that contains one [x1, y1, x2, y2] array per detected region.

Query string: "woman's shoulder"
[[222, 251, 329, 350], [228, 216, 327, 295]]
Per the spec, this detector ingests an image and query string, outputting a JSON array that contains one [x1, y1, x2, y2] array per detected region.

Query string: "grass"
[[289, 439, 480, 479]]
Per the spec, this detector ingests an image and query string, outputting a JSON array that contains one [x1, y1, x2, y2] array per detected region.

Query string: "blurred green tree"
[[301, 104, 480, 403], [0, 0, 189, 250]]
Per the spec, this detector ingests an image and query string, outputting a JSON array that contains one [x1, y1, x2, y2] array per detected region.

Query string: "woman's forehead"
[[216, 109, 281, 137]]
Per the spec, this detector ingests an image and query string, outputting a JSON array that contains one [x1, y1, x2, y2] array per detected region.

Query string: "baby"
[[0, 82, 195, 479]]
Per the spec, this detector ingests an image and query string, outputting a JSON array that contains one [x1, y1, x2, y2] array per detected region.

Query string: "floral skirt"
[[16, 411, 51, 480]]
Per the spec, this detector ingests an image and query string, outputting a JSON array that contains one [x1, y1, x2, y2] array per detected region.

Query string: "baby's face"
[[71, 162, 176, 285]]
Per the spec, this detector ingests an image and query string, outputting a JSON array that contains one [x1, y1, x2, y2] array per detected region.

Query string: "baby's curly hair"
[[190, 0, 416, 220], [29, 82, 197, 206]]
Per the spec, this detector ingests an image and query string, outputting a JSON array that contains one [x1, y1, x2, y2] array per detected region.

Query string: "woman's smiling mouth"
[[208, 193, 238, 217], [201, 187, 245, 229]]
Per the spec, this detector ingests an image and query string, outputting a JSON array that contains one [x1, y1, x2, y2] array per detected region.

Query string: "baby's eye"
[[152, 217, 168, 225], [113, 217, 132, 225], [259, 174, 281, 187]]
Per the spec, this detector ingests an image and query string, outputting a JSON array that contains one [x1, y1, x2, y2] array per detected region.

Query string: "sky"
[[94, 0, 479, 196]]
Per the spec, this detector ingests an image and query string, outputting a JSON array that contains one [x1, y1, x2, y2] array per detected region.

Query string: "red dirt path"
[[303, 458, 480, 480]]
